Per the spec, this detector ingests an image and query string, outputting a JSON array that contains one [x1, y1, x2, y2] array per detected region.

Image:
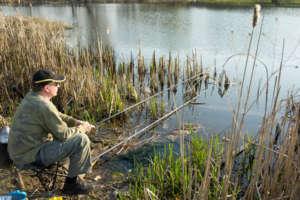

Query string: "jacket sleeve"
[[59, 112, 78, 127], [41, 102, 86, 141]]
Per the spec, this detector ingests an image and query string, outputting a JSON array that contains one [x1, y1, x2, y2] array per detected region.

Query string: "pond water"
[[1, 3, 300, 135]]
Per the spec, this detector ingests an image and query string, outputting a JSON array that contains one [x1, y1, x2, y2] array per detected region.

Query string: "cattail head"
[[252, 4, 261, 28]]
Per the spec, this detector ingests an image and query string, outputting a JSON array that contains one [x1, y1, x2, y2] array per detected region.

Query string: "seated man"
[[8, 69, 94, 195]]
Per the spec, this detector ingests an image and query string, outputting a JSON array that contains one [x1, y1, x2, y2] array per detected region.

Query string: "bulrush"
[[252, 4, 261, 28]]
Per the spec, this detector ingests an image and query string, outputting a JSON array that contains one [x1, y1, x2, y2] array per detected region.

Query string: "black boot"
[[62, 176, 92, 195]]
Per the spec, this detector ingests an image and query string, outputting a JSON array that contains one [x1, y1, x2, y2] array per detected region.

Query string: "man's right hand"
[[79, 122, 94, 133]]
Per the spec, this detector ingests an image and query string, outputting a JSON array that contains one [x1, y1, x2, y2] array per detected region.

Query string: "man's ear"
[[42, 85, 50, 93]]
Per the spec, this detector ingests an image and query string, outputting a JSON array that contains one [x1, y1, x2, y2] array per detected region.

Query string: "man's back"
[[8, 91, 50, 167], [7, 69, 93, 195]]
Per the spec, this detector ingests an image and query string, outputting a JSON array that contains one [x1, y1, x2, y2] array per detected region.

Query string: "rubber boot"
[[62, 176, 92, 195]]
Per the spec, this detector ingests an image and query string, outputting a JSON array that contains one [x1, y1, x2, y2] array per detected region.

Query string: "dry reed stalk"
[[0, 13, 130, 120], [238, 14, 264, 138], [138, 49, 146, 84], [222, 5, 262, 198], [243, 40, 299, 198], [167, 52, 173, 89], [199, 141, 213, 200], [174, 55, 180, 85], [232, 4, 259, 135]]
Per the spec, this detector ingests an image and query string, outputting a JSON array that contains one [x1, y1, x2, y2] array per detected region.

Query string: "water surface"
[[1, 3, 300, 134]]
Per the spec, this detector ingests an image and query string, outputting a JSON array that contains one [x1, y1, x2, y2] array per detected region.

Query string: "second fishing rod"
[[91, 74, 217, 165], [95, 70, 208, 127]]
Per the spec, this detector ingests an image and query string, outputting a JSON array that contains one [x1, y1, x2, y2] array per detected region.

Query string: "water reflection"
[[2, 4, 300, 65]]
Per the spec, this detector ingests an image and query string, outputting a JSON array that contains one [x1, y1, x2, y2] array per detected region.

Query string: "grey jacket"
[[8, 91, 85, 166]]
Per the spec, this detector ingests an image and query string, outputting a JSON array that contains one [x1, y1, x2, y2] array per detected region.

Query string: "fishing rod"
[[91, 92, 201, 164], [95, 71, 205, 126], [90, 73, 234, 164]]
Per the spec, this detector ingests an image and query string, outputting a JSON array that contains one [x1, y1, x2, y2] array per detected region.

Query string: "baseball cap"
[[32, 69, 65, 84]]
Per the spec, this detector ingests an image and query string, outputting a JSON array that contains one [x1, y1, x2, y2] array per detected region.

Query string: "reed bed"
[[0, 13, 118, 122], [0, 12, 218, 125], [120, 75, 300, 200], [119, 4, 300, 200]]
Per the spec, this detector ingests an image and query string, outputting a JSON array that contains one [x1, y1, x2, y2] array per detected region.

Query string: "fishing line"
[[92, 71, 230, 164], [95, 71, 206, 127], [91, 87, 207, 164]]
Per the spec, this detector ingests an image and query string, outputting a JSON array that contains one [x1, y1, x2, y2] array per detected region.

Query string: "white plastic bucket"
[[0, 126, 10, 144]]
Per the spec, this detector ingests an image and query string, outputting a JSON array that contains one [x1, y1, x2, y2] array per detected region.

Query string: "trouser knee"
[[72, 133, 90, 148]]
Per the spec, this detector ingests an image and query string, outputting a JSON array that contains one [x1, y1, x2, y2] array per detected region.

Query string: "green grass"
[[119, 135, 238, 200]]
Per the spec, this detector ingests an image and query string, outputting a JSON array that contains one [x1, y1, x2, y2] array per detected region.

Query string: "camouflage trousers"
[[36, 133, 92, 178]]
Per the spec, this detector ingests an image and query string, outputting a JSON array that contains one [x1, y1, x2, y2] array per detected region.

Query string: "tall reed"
[[119, 4, 300, 200], [0, 13, 217, 126], [0, 13, 134, 122]]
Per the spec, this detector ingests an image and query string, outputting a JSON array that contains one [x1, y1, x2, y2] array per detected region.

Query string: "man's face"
[[44, 82, 60, 98]]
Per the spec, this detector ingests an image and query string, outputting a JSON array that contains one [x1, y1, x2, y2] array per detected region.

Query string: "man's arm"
[[41, 103, 87, 141], [59, 112, 80, 127], [59, 112, 95, 129]]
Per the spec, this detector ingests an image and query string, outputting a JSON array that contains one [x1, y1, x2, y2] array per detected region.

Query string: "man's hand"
[[75, 120, 85, 126], [78, 121, 95, 133]]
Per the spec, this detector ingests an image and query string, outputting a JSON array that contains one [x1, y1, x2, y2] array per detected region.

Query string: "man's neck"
[[38, 91, 52, 101]]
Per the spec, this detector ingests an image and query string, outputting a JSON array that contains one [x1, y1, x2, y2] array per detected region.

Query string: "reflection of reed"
[[167, 52, 172, 89], [158, 57, 165, 91]]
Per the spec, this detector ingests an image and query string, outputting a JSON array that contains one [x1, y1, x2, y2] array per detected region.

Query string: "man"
[[8, 69, 94, 195]]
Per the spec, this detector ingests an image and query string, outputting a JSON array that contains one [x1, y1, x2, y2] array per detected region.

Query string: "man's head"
[[32, 69, 65, 98]]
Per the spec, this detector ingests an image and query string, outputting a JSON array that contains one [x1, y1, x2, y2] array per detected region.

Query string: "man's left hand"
[[76, 120, 95, 133]]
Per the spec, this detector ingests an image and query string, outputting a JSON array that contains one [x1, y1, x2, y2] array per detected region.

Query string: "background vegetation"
[[1, 0, 300, 6]]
